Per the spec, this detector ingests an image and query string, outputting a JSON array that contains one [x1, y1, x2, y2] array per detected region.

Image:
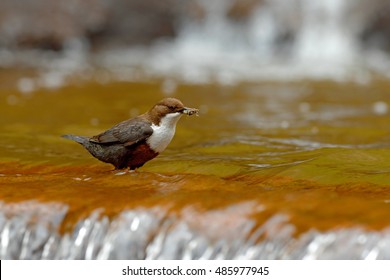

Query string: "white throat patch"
[[147, 112, 182, 153]]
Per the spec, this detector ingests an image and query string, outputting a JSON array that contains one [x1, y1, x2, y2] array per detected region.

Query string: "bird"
[[62, 98, 199, 170]]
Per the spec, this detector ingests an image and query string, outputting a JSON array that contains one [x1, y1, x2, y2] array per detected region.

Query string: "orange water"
[[1, 76, 390, 235]]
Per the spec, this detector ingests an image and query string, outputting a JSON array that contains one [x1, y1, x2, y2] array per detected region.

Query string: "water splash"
[[1, 201, 390, 259]]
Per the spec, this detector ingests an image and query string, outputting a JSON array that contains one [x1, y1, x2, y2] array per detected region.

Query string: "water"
[[2, 201, 390, 260], [1, 0, 390, 260], [93, 0, 389, 83], [1, 80, 390, 259]]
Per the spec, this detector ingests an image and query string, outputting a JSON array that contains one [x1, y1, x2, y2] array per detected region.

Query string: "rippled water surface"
[[1, 76, 390, 259]]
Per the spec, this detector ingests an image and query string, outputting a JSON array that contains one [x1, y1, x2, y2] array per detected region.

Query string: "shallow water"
[[1, 77, 390, 259]]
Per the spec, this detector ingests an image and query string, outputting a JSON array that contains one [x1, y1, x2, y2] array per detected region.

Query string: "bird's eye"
[[168, 105, 176, 110]]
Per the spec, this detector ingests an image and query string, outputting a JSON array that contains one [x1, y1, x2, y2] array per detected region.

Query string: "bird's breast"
[[146, 124, 176, 153], [146, 112, 181, 153]]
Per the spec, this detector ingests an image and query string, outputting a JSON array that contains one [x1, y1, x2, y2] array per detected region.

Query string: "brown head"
[[146, 98, 199, 125]]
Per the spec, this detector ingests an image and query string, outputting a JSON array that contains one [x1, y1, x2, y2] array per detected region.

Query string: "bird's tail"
[[62, 134, 89, 144]]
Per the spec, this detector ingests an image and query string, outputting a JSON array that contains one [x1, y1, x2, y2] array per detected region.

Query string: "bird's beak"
[[181, 107, 199, 116]]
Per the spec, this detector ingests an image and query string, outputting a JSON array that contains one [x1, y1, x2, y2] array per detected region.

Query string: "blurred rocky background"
[[0, 0, 187, 50], [0, 0, 389, 52], [1, 0, 390, 84]]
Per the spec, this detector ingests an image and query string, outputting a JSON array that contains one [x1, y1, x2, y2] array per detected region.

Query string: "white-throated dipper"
[[62, 98, 199, 170]]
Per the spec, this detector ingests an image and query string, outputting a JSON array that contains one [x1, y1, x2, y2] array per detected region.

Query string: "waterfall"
[[1, 201, 390, 260], [5, 0, 389, 88], [99, 0, 389, 83]]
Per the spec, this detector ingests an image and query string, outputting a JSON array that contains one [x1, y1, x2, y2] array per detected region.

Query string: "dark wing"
[[90, 118, 153, 147]]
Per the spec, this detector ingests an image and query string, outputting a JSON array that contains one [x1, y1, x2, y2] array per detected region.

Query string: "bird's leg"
[[112, 167, 131, 175]]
